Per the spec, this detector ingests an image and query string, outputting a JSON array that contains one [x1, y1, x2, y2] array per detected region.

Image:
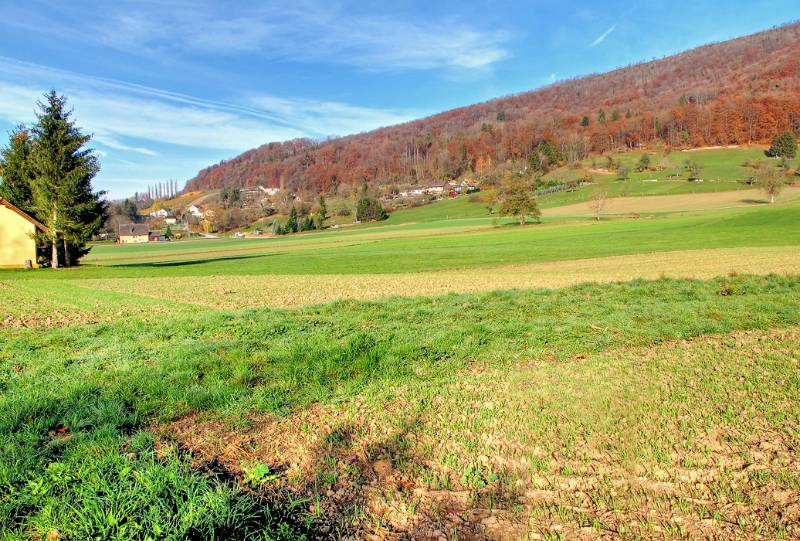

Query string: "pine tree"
[[766, 132, 797, 159], [28, 91, 105, 268], [286, 205, 298, 233], [0, 125, 34, 213], [316, 195, 328, 229]]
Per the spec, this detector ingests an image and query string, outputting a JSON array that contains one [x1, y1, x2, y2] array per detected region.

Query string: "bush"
[[355, 196, 387, 222]]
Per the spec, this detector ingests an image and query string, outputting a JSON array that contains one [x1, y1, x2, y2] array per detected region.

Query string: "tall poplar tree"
[[28, 91, 105, 267]]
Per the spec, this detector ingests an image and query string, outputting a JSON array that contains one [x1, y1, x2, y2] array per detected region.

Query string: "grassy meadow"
[[1, 147, 799, 540]]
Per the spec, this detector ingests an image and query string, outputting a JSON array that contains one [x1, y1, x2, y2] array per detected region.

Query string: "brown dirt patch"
[[158, 328, 800, 540], [78, 246, 800, 311]]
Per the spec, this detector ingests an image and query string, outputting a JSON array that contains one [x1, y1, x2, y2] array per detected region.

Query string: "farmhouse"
[[118, 223, 150, 244], [0, 197, 48, 268], [149, 208, 169, 218], [187, 205, 203, 218]]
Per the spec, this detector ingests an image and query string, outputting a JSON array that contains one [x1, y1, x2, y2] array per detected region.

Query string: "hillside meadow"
[[2, 177, 800, 539]]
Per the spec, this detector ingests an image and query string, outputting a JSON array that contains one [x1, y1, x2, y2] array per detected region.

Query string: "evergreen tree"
[[316, 195, 328, 229], [766, 132, 797, 159], [28, 91, 105, 267], [580, 116, 590, 127], [286, 205, 298, 233], [637, 153, 651, 172], [0, 125, 34, 214], [355, 183, 387, 222], [537, 140, 559, 168]]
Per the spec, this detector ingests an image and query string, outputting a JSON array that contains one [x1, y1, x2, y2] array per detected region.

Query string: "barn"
[[0, 197, 48, 268]]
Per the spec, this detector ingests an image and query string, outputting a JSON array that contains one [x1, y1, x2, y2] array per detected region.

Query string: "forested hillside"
[[185, 22, 800, 194]]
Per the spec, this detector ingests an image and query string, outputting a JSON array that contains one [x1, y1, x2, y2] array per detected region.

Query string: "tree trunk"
[[51, 238, 59, 269], [770, 193, 775, 204], [51, 209, 59, 268], [63, 238, 70, 267]]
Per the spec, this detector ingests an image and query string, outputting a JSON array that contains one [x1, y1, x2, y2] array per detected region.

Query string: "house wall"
[[0, 205, 37, 267], [119, 234, 149, 244]]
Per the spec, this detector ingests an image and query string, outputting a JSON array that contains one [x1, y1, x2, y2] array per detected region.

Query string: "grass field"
[[1, 147, 799, 539]]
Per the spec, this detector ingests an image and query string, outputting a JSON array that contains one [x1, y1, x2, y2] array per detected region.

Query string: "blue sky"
[[0, 1, 797, 199]]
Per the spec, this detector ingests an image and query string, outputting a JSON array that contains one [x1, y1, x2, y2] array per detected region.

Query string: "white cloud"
[[0, 56, 418, 198], [248, 96, 413, 137], [589, 24, 617, 48], [2, 2, 511, 72], [0, 57, 416, 148]]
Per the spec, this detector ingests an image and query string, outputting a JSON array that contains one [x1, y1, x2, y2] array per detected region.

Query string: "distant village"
[[106, 180, 480, 243]]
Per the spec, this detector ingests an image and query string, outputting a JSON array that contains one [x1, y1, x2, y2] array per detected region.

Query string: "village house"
[[0, 197, 48, 268], [454, 179, 479, 194], [187, 205, 203, 219], [259, 186, 280, 196], [118, 223, 150, 244], [149, 208, 169, 218], [425, 183, 447, 195]]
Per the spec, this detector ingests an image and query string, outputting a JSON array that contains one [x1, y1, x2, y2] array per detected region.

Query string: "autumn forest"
[[185, 22, 800, 195]]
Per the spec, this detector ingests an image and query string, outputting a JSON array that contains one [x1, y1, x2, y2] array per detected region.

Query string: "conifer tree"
[[286, 205, 298, 233], [0, 125, 35, 214], [316, 195, 328, 229], [28, 91, 105, 267]]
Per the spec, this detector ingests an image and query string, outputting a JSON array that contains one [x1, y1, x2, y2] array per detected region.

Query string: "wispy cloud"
[[0, 57, 417, 147], [0, 56, 418, 197], [589, 24, 617, 48], [0, 2, 511, 72]]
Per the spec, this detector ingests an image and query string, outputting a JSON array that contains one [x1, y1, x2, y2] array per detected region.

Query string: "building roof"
[[0, 197, 50, 233], [119, 223, 150, 236]]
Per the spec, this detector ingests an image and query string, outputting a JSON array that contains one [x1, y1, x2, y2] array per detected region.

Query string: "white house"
[[149, 208, 169, 218], [259, 186, 280, 196], [187, 205, 203, 219], [425, 184, 447, 195], [410, 187, 425, 196]]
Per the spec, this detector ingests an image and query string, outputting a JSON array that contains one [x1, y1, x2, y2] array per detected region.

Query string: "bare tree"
[[588, 178, 609, 221], [754, 162, 785, 204]]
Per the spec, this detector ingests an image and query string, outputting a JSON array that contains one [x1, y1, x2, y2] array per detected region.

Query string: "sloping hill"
[[185, 22, 800, 194]]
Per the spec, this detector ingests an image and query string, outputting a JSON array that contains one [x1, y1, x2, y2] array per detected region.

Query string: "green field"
[[2, 147, 799, 540]]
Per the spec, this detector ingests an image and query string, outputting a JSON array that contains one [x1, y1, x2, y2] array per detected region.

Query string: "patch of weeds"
[[243, 462, 282, 487], [459, 463, 499, 489]]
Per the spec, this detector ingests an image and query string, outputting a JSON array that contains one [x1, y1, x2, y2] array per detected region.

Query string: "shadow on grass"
[[738, 198, 770, 205], [205, 415, 523, 540], [113, 254, 270, 268]]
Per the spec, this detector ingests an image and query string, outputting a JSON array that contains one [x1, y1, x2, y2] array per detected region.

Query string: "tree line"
[[0, 92, 105, 267]]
